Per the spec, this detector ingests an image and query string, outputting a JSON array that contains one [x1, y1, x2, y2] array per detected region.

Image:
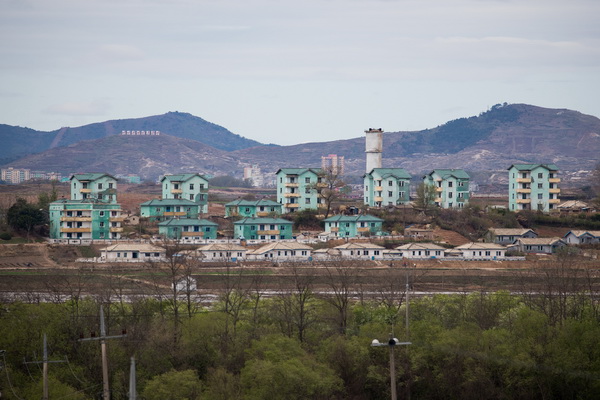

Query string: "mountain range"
[[2, 104, 599, 189]]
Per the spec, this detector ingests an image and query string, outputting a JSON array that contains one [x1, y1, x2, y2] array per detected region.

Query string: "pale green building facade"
[[158, 218, 218, 240], [234, 217, 294, 240], [323, 215, 384, 238], [364, 168, 411, 207], [423, 169, 470, 209], [161, 173, 209, 214], [49, 173, 122, 240], [276, 168, 324, 214], [508, 164, 560, 212], [225, 199, 282, 218]]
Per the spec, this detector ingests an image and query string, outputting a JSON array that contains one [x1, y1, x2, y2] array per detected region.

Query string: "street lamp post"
[[371, 337, 411, 400]]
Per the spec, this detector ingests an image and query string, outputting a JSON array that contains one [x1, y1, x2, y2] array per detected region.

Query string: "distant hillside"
[[3, 104, 599, 189], [0, 111, 262, 163], [7, 134, 242, 179]]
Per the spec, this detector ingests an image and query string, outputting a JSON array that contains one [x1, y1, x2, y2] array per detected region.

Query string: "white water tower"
[[365, 128, 383, 173]]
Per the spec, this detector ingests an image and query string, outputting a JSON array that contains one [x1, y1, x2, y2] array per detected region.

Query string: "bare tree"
[[414, 183, 438, 215], [309, 166, 348, 218], [320, 259, 361, 335]]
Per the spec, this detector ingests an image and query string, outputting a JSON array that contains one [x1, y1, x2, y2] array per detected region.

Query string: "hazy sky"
[[1, 0, 599, 145]]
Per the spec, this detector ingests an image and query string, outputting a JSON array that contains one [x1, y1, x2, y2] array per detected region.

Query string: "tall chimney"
[[365, 128, 383, 173]]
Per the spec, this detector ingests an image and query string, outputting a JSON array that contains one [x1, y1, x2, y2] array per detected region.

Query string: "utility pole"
[[23, 333, 66, 400], [128, 357, 137, 400], [79, 305, 126, 400], [371, 337, 412, 400]]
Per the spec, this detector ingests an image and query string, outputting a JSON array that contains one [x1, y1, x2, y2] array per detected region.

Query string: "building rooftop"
[[158, 218, 218, 227], [396, 242, 446, 250], [101, 243, 165, 252], [225, 199, 282, 207], [160, 173, 207, 182], [425, 169, 470, 180], [507, 163, 559, 171], [323, 214, 383, 223], [488, 228, 536, 236], [334, 242, 386, 250], [140, 199, 199, 206], [365, 168, 412, 179], [196, 243, 247, 252], [516, 237, 565, 245], [234, 217, 293, 225], [455, 242, 506, 250], [276, 168, 322, 175], [248, 241, 312, 255], [70, 173, 116, 181]]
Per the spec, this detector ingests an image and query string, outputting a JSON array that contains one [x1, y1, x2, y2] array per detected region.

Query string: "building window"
[[190, 194, 194, 200], [388, 191, 393, 197], [388, 180, 393, 186], [305, 177, 311, 183], [448, 181, 453, 188], [108, 183, 113, 189], [189, 184, 194, 190], [305, 198, 311, 204], [99, 211, 105, 217], [538, 183, 543, 189], [538, 173, 543, 178], [98, 183, 103, 189]]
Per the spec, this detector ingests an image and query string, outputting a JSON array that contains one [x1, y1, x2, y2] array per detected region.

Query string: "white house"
[[196, 243, 248, 262], [395, 243, 446, 259], [563, 230, 600, 245], [454, 242, 507, 260], [100, 243, 166, 262], [514, 237, 567, 254], [333, 242, 386, 260], [312, 248, 342, 260], [247, 242, 313, 262], [486, 228, 538, 245]]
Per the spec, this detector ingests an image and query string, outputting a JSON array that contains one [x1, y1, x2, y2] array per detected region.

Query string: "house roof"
[[225, 199, 282, 207], [396, 243, 446, 250], [516, 237, 566, 245], [334, 242, 386, 250], [101, 244, 164, 252], [557, 200, 591, 209], [234, 217, 293, 225], [564, 230, 600, 238], [488, 228, 536, 236], [455, 242, 506, 250], [158, 218, 218, 227], [196, 243, 247, 252], [70, 173, 116, 181], [365, 168, 412, 180], [140, 199, 199, 206], [160, 173, 207, 182], [425, 169, 470, 180], [507, 163, 559, 172], [323, 214, 383, 223], [276, 168, 322, 175], [248, 242, 312, 255]]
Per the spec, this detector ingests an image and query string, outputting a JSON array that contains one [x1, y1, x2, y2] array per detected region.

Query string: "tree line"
[[1, 254, 599, 399]]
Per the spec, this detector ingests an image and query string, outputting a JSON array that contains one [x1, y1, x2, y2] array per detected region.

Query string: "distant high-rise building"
[[321, 154, 345, 175], [1, 167, 30, 184], [243, 165, 264, 187]]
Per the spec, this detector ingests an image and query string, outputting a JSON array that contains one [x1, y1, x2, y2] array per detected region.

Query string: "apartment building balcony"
[[436, 187, 443, 192], [316, 183, 327, 188], [549, 199, 560, 204], [549, 178, 561, 183], [258, 230, 280, 235], [374, 196, 383, 202], [516, 199, 531, 204], [171, 189, 183, 194], [434, 197, 442, 203], [516, 188, 531, 194], [181, 231, 203, 237], [110, 217, 125, 222], [284, 193, 300, 197], [79, 188, 92, 193], [549, 188, 561, 194], [285, 182, 299, 188], [285, 203, 299, 208], [516, 178, 531, 183], [164, 211, 187, 217], [374, 186, 383, 191], [357, 227, 370, 233], [330, 227, 339, 232], [61, 227, 92, 233], [61, 216, 92, 222], [110, 227, 124, 233]]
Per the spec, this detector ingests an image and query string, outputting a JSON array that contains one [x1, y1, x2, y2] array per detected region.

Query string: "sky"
[[1, 0, 599, 146]]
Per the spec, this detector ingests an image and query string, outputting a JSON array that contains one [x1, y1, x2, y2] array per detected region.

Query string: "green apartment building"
[[276, 168, 324, 214], [49, 173, 123, 240], [364, 168, 411, 207], [508, 164, 560, 212], [140, 199, 201, 221], [225, 199, 282, 218], [158, 218, 218, 240], [234, 217, 294, 240], [161, 173, 209, 214], [423, 169, 470, 209], [323, 215, 384, 238]]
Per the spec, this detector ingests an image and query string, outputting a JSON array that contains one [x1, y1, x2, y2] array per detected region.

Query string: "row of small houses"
[[96, 241, 529, 264]]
